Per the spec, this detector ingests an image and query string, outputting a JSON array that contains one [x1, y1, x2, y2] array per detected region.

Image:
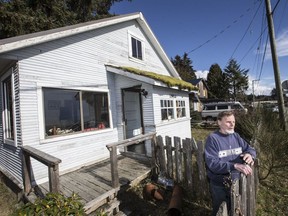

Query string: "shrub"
[[14, 192, 85, 216]]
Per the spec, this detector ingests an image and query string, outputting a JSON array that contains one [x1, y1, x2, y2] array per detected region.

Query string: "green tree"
[[0, 0, 131, 39], [171, 52, 196, 82], [224, 59, 249, 101], [206, 63, 229, 99]]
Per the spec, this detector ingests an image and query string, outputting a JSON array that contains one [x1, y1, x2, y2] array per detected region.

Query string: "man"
[[204, 111, 256, 216]]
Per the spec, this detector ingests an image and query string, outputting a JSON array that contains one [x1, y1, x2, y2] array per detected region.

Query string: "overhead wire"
[[230, 0, 263, 59], [186, 2, 260, 54]]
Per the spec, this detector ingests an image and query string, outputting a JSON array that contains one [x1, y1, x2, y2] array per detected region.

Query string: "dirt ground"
[[117, 178, 211, 216]]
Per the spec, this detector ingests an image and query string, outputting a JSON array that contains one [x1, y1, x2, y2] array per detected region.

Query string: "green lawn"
[[0, 181, 19, 216]]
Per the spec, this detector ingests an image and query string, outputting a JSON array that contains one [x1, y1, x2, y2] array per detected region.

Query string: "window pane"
[[44, 88, 81, 136], [82, 92, 110, 131], [137, 40, 142, 60], [3, 76, 14, 140], [217, 105, 228, 110], [131, 37, 137, 58]]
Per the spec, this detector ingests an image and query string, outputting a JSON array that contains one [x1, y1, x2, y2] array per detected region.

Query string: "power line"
[[186, 3, 261, 54], [230, 0, 263, 58]]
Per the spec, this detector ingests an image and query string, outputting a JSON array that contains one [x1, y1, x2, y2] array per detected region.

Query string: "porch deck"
[[37, 155, 152, 214]]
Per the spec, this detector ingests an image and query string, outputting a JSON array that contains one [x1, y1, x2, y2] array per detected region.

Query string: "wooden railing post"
[[22, 151, 32, 194], [109, 146, 119, 188], [48, 164, 60, 193]]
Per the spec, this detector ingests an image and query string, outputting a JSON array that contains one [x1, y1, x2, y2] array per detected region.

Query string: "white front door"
[[122, 89, 145, 154]]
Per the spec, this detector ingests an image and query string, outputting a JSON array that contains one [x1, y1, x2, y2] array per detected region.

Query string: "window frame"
[[176, 100, 186, 118], [1, 68, 17, 146], [128, 31, 145, 62], [160, 98, 188, 121], [40, 87, 112, 139]]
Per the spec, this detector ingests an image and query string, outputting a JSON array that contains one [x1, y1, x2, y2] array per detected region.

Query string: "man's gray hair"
[[217, 111, 234, 120]]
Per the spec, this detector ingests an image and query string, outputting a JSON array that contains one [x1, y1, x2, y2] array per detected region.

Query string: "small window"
[[2, 75, 15, 142], [161, 99, 174, 120], [232, 104, 242, 109], [131, 37, 143, 60], [176, 100, 186, 118], [43, 88, 110, 137], [217, 105, 228, 110], [205, 105, 215, 110]]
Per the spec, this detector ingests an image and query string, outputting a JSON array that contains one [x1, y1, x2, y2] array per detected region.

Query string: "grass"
[[0, 181, 19, 216]]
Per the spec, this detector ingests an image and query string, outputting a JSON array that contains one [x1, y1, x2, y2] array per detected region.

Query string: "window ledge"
[[40, 128, 114, 144], [158, 117, 190, 127]]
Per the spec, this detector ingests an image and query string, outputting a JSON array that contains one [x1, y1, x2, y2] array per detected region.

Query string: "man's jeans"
[[210, 182, 231, 216]]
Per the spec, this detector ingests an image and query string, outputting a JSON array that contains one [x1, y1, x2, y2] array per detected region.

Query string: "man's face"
[[218, 114, 235, 134]]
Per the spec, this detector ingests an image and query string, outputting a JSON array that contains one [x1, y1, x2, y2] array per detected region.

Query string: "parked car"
[[201, 101, 247, 121]]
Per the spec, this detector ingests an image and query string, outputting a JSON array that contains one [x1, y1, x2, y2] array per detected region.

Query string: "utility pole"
[[252, 79, 259, 107], [265, 0, 287, 131]]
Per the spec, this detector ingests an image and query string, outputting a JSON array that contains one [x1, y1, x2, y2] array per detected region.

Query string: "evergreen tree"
[[171, 52, 196, 82], [206, 63, 229, 99], [224, 59, 249, 101], [0, 0, 131, 39]]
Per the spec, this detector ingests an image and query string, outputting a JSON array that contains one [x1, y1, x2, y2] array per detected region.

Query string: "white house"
[[0, 12, 197, 187]]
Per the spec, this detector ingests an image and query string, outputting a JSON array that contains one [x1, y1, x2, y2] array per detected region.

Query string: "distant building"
[[188, 78, 209, 112]]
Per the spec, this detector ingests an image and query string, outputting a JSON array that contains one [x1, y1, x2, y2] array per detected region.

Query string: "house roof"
[[0, 12, 180, 79], [188, 78, 209, 90], [106, 65, 198, 92]]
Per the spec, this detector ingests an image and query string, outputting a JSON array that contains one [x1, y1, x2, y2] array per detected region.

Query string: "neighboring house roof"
[[0, 12, 180, 79], [189, 78, 209, 90]]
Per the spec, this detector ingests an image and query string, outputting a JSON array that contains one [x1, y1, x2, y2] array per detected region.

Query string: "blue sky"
[[110, 0, 288, 95]]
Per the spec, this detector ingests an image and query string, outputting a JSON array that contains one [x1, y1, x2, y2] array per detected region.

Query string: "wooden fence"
[[153, 135, 258, 216]]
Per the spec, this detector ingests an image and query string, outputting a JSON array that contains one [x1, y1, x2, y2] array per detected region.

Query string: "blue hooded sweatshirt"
[[204, 130, 256, 186]]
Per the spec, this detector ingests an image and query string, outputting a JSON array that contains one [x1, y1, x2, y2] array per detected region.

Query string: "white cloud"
[[265, 29, 288, 59], [246, 77, 274, 96], [195, 70, 209, 80]]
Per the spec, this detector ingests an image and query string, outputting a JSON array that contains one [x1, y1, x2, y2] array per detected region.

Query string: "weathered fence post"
[[156, 135, 167, 175], [182, 138, 193, 189], [196, 140, 209, 197], [165, 136, 173, 179], [174, 137, 182, 183]]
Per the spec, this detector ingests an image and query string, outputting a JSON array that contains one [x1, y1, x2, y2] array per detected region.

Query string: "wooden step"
[[84, 187, 120, 214]]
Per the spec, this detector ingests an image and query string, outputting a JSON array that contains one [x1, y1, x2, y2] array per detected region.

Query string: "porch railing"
[[106, 132, 157, 188], [22, 146, 62, 194]]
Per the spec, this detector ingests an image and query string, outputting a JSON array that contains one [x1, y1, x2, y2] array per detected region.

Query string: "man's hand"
[[234, 163, 253, 176], [241, 153, 254, 166]]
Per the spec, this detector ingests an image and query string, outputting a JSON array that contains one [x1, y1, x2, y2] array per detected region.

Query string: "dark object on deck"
[[143, 183, 164, 201], [167, 185, 183, 216]]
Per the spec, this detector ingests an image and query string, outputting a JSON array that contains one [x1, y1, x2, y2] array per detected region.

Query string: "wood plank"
[[67, 172, 108, 195], [166, 136, 173, 179], [174, 137, 182, 183], [157, 135, 167, 175], [21, 146, 61, 166], [183, 138, 193, 189], [60, 175, 96, 202]]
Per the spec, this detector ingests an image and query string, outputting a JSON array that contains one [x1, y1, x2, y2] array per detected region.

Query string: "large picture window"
[[43, 88, 110, 137]]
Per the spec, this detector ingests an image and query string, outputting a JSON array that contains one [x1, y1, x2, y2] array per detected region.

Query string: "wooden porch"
[[22, 133, 156, 215], [38, 155, 151, 214]]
